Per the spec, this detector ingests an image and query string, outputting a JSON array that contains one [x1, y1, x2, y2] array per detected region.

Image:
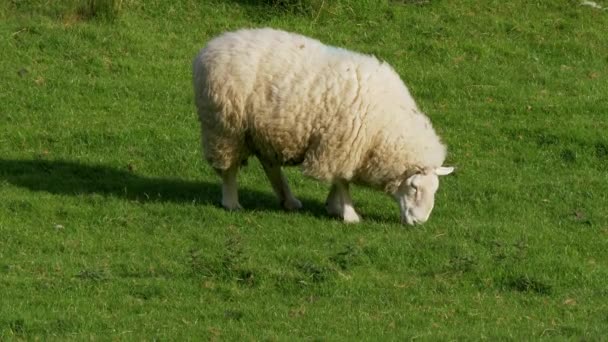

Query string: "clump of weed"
[[571, 209, 593, 226], [5, 319, 26, 335], [130, 284, 164, 301], [391, 0, 432, 5], [7, 200, 33, 213], [188, 228, 257, 287], [448, 254, 477, 274], [273, 243, 368, 293], [248, 0, 325, 15], [272, 259, 332, 296], [189, 249, 219, 278], [77, 0, 124, 21], [492, 239, 528, 263], [234, 0, 334, 19], [224, 310, 244, 321], [296, 261, 329, 283], [595, 142, 608, 160], [51, 318, 79, 335], [560, 148, 577, 164], [504, 275, 552, 295], [329, 244, 365, 271], [75, 268, 110, 282]]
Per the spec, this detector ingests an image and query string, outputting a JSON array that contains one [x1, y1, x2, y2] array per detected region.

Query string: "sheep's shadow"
[[0, 159, 324, 214], [0, 158, 397, 224]]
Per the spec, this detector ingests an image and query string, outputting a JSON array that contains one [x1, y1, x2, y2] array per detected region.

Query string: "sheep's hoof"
[[282, 198, 302, 211], [343, 214, 360, 224], [222, 201, 243, 211], [342, 207, 361, 224]]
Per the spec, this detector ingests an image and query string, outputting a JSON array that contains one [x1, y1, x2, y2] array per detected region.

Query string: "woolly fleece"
[[193, 28, 448, 193]]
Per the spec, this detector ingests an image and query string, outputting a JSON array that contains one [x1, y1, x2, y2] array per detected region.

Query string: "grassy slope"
[[1, 0, 607, 339]]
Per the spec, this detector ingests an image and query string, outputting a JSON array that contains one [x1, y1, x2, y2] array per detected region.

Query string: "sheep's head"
[[393, 166, 454, 225]]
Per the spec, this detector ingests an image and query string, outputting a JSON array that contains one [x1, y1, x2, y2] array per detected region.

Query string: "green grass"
[[1, 0, 607, 339]]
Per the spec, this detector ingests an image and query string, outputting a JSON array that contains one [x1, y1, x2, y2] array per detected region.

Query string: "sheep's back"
[[196, 28, 370, 165]]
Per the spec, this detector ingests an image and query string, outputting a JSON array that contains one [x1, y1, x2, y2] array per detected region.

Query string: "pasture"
[[1, 0, 607, 339]]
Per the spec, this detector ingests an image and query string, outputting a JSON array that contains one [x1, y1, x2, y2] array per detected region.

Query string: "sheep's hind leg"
[[325, 180, 360, 223], [219, 164, 242, 211], [325, 184, 342, 217], [259, 159, 302, 211]]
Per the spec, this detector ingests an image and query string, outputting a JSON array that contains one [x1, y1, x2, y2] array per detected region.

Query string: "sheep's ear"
[[435, 166, 454, 176]]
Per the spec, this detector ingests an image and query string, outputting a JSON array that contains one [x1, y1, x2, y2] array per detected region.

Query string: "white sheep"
[[192, 28, 454, 225]]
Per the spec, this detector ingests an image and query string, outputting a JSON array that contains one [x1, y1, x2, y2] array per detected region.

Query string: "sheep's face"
[[393, 167, 454, 225]]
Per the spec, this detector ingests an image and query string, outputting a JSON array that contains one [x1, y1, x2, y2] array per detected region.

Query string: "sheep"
[[192, 28, 454, 225]]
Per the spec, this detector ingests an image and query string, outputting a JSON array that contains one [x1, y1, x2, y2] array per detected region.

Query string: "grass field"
[[1, 0, 607, 339]]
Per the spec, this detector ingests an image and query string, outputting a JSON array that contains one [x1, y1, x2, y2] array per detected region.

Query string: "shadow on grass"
[[0, 158, 397, 223], [0, 159, 298, 211]]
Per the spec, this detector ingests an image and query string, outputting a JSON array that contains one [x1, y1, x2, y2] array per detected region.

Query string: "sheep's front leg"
[[220, 165, 242, 210], [259, 160, 302, 211], [325, 184, 342, 217], [325, 180, 360, 223]]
